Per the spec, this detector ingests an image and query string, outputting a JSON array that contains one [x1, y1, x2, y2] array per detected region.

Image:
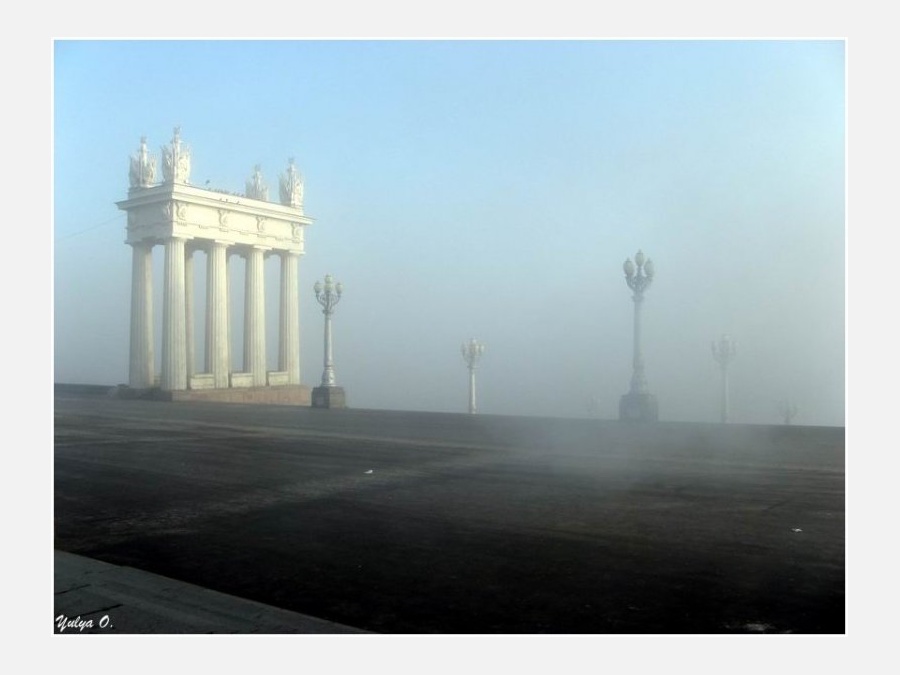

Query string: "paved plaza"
[[54, 388, 845, 634]]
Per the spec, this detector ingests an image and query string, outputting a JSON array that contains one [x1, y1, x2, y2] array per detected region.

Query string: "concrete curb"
[[54, 551, 368, 634]]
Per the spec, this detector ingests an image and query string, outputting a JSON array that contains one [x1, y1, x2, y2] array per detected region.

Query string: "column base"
[[113, 384, 311, 406], [619, 392, 658, 422], [311, 386, 347, 409]]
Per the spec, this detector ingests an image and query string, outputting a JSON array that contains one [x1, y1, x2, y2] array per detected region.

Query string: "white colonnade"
[[119, 129, 312, 393]]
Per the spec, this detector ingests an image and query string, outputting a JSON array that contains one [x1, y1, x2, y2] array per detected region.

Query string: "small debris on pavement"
[[791, 528, 803, 533], [364, 469, 374, 474]]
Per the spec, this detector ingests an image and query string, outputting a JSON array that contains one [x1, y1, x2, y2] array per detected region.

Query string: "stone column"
[[243, 245, 267, 386], [185, 249, 195, 380], [278, 250, 301, 384], [161, 236, 188, 390], [227, 252, 234, 373], [205, 241, 230, 388], [720, 366, 730, 424], [128, 241, 154, 388]]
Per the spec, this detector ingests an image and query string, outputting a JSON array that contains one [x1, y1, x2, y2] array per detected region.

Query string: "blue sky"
[[52, 39, 845, 425]]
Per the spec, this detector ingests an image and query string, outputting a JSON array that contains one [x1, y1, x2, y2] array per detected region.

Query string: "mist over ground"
[[53, 40, 845, 426]]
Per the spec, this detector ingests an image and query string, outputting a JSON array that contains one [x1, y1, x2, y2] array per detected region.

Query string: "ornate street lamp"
[[619, 249, 658, 422], [712, 334, 737, 423], [311, 274, 346, 408], [778, 400, 798, 425], [461, 338, 485, 414]]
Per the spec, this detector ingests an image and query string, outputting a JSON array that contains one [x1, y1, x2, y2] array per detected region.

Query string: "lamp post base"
[[619, 392, 658, 422], [311, 386, 347, 409]]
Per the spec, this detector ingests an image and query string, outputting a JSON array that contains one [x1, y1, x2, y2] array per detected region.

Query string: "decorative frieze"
[[122, 183, 309, 252]]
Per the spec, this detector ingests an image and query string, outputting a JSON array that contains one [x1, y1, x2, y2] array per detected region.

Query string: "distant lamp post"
[[778, 400, 798, 425], [461, 338, 485, 414], [619, 249, 658, 422], [311, 274, 346, 409], [711, 334, 737, 423], [587, 395, 602, 418]]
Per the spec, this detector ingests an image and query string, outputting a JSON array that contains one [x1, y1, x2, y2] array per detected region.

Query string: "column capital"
[[186, 240, 205, 255], [207, 239, 233, 257], [232, 243, 271, 257]]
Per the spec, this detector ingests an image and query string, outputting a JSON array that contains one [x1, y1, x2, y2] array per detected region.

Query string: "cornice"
[[117, 183, 314, 227]]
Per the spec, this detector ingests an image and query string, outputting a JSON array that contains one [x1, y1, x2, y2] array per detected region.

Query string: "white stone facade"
[[117, 129, 313, 392]]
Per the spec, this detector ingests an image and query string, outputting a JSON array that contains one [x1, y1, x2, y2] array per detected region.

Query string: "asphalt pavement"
[[54, 390, 845, 634]]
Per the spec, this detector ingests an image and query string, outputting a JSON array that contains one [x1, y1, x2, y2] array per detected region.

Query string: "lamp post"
[[711, 334, 737, 423], [311, 274, 346, 408], [461, 338, 485, 414], [619, 249, 658, 422], [778, 400, 798, 425]]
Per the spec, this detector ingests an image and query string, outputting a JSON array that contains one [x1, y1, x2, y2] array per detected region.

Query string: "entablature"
[[118, 183, 312, 254]]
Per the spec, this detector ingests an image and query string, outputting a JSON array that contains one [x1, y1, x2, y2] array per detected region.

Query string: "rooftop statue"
[[128, 136, 157, 189], [246, 164, 269, 201], [161, 126, 191, 184], [279, 157, 304, 209]]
